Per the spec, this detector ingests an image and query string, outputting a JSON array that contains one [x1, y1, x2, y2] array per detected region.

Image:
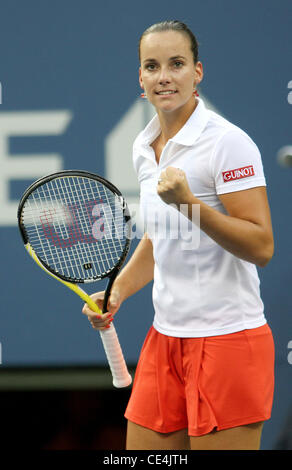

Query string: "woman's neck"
[[156, 98, 198, 145]]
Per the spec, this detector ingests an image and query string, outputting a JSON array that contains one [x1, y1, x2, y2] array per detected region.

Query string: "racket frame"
[[17, 170, 131, 285]]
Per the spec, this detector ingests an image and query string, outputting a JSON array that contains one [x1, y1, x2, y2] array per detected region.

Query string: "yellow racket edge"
[[25, 243, 102, 315]]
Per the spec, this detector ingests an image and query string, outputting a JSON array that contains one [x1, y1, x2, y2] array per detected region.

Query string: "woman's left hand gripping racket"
[[17, 170, 132, 388]]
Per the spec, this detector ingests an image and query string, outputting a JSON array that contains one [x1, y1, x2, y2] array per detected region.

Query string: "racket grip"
[[99, 325, 132, 388]]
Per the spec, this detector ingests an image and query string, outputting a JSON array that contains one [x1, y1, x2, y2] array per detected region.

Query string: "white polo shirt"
[[133, 98, 267, 337]]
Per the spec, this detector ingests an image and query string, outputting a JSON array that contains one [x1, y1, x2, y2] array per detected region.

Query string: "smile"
[[156, 90, 177, 95]]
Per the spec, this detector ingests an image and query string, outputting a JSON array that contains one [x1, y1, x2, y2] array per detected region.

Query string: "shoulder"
[[206, 108, 259, 151], [206, 112, 265, 191]]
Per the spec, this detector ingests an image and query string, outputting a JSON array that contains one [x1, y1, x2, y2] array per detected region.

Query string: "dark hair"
[[139, 20, 199, 64]]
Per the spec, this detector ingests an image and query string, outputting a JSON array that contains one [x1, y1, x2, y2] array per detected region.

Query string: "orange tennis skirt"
[[124, 324, 275, 436]]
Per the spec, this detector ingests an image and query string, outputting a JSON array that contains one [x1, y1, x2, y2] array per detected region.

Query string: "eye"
[[173, 61, 183, 68], [145, 63, 157, 71]]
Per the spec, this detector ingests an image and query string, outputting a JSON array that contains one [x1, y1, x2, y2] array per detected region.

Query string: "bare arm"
[[82, 232, 154, 329], [157, 167, 274, 268], [114, 232, 155, 302], [190, 186, 274, 267]]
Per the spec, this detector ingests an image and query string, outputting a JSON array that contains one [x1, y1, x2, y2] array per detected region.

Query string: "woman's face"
[[139, 30, 203, 114]]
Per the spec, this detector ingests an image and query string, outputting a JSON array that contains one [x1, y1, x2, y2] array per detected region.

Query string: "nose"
[[158, 66, 171, 85]]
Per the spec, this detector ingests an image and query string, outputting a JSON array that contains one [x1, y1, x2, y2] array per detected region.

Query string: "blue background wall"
[[0, 0, 291, 449]]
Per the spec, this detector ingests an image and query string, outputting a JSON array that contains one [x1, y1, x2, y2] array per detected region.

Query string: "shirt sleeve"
[[211, 129, 266, 195]]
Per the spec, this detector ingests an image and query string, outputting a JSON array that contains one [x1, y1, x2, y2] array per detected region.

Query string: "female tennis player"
[[82, 20, 275, 450]]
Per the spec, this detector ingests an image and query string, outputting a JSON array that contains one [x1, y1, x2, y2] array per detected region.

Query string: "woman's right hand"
[[82, 289, 122, 331]]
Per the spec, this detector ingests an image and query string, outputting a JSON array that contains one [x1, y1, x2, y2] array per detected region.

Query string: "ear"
[[194, 61, 203, 87], [139, 67, 144, 89]]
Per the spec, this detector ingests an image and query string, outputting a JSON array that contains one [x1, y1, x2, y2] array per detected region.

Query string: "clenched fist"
[[157, 166, 193, 206]]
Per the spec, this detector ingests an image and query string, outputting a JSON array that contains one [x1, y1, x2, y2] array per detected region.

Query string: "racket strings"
[[22, 176, 129, 281], [27, 183, 125, 279], [74, 177, 122, 273]]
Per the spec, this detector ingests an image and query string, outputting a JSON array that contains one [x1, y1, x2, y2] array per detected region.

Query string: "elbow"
[[257, 257, 272, 268], [256, 240, 274, 268]]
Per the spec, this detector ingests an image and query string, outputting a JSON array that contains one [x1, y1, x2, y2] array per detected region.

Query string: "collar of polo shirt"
[[139, 98, 210, 149]]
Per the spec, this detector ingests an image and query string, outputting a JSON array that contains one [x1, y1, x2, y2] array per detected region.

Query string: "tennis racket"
[[17, 170, 132, 388]]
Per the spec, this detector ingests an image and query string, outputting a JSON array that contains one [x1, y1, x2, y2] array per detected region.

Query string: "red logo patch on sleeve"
[[222, 165, 255, 182]]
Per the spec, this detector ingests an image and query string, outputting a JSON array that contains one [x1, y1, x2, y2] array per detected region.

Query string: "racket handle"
[[99, 325, 132, 388]]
